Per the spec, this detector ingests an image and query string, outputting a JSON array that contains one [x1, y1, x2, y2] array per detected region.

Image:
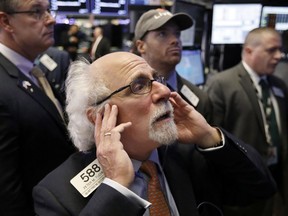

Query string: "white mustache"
[[150, 101, 174, 124]]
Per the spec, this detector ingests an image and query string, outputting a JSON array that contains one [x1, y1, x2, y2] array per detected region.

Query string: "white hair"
[[65, 59, 109, 151]]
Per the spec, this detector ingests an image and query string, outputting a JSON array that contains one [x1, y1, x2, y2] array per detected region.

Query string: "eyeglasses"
[[94, 76, 167, 106], [6, 8, 57, 20]]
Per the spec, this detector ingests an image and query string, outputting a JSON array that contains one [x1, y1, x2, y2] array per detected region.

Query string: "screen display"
[[261, 6, 288, 31], [50, 0, 90, 14], [211, 4, 262, 44], [176, 50, 205, 86], [129, 0, 161, 5], [171, 1, 206, 47], [91, 0, 128, 17]]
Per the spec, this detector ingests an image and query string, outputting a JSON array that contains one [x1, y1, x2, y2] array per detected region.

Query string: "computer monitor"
[[261, 6, 288, 31], [171, 1, 206, 47], [90, 0, 128, 18], [176, 49, 205, 86], [129, 0, 161, 5], [211, 3, 262, 44], [50, 0, 90, 15]]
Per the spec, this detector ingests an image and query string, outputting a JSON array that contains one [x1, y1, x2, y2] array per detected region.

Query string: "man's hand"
[[95, 104, 134, 187], [169, 92, 221, 148]]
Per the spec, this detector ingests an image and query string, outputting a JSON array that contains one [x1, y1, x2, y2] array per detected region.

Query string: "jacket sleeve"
[[33, 183, 146, 216], [201, 128, 277, 206]]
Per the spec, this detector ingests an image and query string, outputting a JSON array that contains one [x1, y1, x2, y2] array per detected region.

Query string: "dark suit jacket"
[[33, 130, 276, 216], [205, 62, 288, 192], [37, 47, 71, 97], [92, 37, 110, 60], [176, 73, 213, 123], [0, 53, 75, 215]]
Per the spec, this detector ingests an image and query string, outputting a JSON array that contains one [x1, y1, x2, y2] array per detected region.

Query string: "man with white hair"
[[33, 52, 276, 216]]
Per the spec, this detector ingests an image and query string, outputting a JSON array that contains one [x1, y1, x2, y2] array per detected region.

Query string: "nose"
[[170, 33, 180, 46], [151, 81, 171, 104], [275, 49, 283, 61], [45, 11, 56, 24]]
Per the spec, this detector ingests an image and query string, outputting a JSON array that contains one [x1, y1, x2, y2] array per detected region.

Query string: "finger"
[[117, 122, 132, 133], [101, 104, 112, 135], [104, 121, 132, 141], [95, 112, 102, 148], [102, 105, 118, 139], [107, 105, 118, 131], [170, 92, 189, 107]]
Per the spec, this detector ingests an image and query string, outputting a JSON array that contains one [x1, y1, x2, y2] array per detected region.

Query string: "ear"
[[0, 12, 14, 33], [86, 107, 97, 124], [136, 39, 146, 55], [243, 45, 252, 55]]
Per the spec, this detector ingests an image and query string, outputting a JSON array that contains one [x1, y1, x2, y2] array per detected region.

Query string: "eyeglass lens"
[[130, 78, 152, 94]]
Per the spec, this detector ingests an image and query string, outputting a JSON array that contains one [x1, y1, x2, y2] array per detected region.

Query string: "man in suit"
[[205, 27, 288, 216], [90, 26, 110, 61], [0, 1, 75, 215], [33, 52, 276, 216], [61, 24, 88, 61], [36, 46, 71, 97], [133, 9, 212, 122]]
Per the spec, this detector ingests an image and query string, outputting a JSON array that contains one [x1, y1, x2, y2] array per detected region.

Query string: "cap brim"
[[171, 13, 194, 30]]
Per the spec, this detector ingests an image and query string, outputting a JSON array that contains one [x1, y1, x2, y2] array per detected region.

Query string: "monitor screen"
[[171, 1, 206, 47], [129, 0, 161, 5], [211, 3, 262, 44], [176, 50, 205, 86], [91, 0, 128, 17], [261, 6, 288, 31], [50, 0, 90, 15]]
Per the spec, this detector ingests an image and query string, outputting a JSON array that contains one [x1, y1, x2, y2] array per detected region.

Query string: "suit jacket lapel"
[[0, 53, 65, 128], [237, 64, 266, 137], [158, 145, 199, 216], [268, 76, 288, 158], [17, 72, 64, 124]]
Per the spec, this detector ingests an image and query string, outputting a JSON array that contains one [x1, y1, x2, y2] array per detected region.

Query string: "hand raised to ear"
[[95, 104, 133, 187], [169, 92, 221, 148]]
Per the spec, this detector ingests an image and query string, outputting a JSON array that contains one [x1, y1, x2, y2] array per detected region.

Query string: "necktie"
[[31, 66, 64, 120], [259, 79, 281, 147], [140, 160, 170, 216]]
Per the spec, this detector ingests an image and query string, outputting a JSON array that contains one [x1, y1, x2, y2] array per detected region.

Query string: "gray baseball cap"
[[134, 9, 193, 40]]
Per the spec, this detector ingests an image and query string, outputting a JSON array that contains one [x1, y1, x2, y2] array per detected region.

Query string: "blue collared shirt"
[[167, 70, 178, 91], [0, 43, 39, 86]]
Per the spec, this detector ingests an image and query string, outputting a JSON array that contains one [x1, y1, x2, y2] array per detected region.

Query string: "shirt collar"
[[242, 60, 267, 85], [0, 43, 34, 77], [132, 149, 161, 172], [167, 70, 178, 91]]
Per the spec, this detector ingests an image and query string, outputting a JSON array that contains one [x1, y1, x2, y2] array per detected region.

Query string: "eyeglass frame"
[[94, 75, 167, 106], [6, 8, 57, 20]]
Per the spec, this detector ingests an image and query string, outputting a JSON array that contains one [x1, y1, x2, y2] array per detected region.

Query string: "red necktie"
[[140, 160, 170, 216]]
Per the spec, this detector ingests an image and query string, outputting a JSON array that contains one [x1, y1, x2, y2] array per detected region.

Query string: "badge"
[[70, 159, 105, 198], [180, 85, 199, 107], [272, 86, 284, 98], [39, 53, 58, 71], [22, 80, 33, 92]]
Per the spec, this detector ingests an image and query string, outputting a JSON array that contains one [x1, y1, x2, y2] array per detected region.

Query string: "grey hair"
[[65, 59, 110, 151]]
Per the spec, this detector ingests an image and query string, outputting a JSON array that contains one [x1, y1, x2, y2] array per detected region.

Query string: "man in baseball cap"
[[133, 9, 213, 122]]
